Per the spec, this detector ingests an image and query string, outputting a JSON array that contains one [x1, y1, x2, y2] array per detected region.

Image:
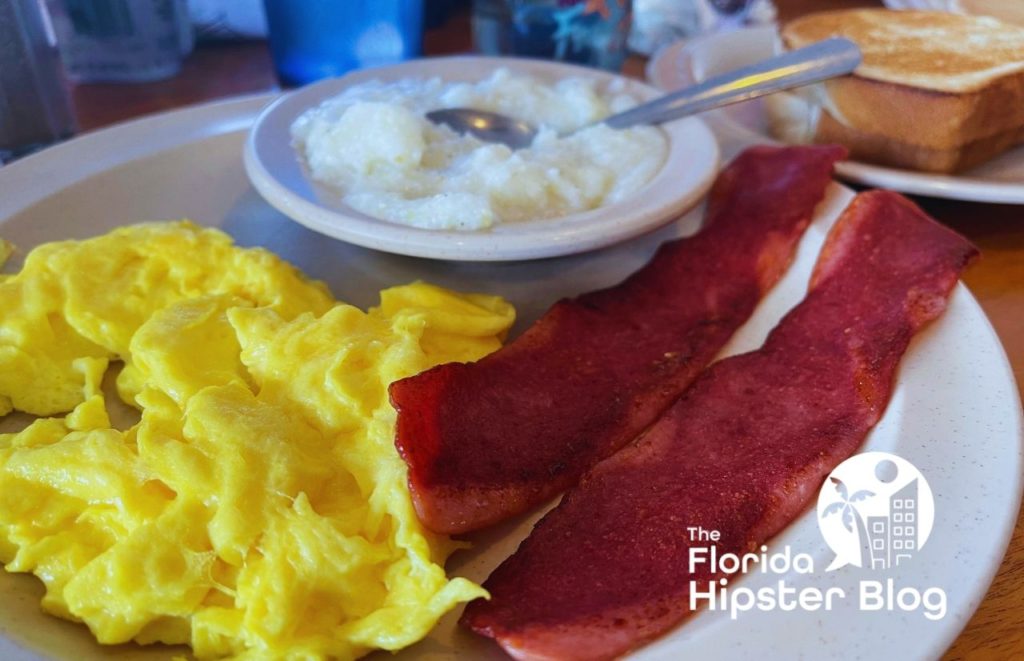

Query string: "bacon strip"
[[462, 190, 978, 660], [390, 145, 847, 534]]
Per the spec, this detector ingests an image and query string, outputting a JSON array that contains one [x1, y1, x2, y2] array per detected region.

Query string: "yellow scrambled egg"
[[0, 222, 514, 659]]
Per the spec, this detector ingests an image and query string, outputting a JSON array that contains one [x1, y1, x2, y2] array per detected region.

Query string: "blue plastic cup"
[[263, 0, 425, 86]]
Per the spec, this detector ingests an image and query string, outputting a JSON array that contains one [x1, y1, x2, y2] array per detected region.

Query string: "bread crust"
[[820, 72, 1024, 150], [814, 110, 1024, 173]]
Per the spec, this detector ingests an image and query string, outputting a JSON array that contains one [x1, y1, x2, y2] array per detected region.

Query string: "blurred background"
[[2, 0, 1023, 162], [0, 0, 814, 161]]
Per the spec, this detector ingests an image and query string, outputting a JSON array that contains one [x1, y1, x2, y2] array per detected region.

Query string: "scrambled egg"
[[0, 222, 515, 659]]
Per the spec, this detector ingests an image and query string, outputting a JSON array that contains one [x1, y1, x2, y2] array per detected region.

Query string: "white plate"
[[0, 95, 1020, 661], [647, 27, 1024, 204], [244, 55, 719, 261]]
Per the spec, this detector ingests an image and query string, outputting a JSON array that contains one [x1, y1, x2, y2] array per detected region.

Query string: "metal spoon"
[[427, 37, 861, 149]]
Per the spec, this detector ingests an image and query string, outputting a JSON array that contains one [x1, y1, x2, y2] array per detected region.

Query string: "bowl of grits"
[[244, 56, 720, 261]]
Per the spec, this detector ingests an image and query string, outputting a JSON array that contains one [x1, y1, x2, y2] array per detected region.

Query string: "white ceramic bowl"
[[244, 56, 720, 261]]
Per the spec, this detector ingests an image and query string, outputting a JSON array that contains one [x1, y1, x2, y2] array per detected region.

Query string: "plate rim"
[[0, 92, 276, 222], [646, 29, 1024, 205], [243, 54, 721, 261]]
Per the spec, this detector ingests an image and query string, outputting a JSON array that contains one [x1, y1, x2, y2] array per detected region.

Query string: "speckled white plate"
[[647, 27, 1024, 204], [0, 93, 1020, 661], [244, 55, 720, 261]]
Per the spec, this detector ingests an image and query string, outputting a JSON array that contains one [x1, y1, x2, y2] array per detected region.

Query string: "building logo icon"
[[816, 452, 935, 572]]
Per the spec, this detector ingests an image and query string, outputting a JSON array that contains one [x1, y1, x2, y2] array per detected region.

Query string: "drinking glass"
[[629, 0, 764, 55], [473, 0, 633, 72], [0, 0, 77, 163], [46, 0, 193, 83], [263, 0, 425, 86]]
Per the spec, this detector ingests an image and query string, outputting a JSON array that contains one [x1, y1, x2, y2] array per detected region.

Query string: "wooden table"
[[68, 2, 1023, 658]]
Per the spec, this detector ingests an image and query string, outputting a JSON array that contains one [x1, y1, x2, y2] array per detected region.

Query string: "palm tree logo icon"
[[821, 477, 875, 569], [817, 452, 935, 572]]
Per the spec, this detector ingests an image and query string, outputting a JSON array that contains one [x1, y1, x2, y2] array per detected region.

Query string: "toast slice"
[[779, 9, 1024, 172]]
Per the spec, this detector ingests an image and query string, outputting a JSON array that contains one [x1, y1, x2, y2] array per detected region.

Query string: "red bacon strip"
[[462, 190, 978, 660], [390, 145, 847, 534]]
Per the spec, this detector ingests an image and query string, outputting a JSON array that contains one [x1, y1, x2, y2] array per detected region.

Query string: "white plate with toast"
[[648, 25, 1024, 204]]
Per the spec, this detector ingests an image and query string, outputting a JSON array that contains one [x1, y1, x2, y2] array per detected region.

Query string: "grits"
[[0, 222, 515, 659], [291, 69, 668, 230]]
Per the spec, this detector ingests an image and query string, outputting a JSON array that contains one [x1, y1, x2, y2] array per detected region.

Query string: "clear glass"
[[46, 0, 191, 83], [263, 0, 425, 87], [0, 0, 77, 162], [629, 0, 762, 56], [473, 0, 633, 72]]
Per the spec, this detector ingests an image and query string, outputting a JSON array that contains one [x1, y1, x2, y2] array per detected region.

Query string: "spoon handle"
[[603, 37, 862, 129]]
